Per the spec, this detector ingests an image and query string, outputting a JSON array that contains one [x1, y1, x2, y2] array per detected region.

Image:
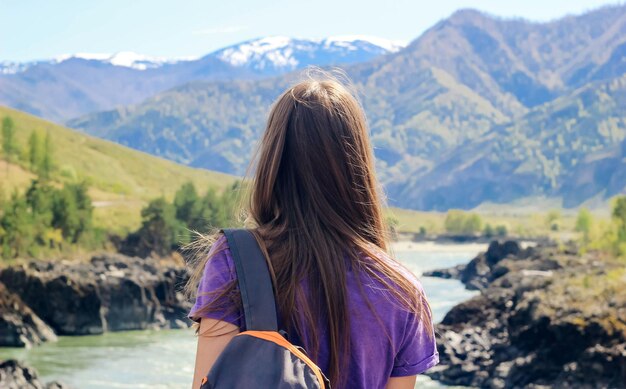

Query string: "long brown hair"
[[184, 68, 433, 388]]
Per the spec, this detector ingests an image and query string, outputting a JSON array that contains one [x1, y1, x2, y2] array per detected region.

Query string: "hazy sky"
[[2, 0, 622, 61]]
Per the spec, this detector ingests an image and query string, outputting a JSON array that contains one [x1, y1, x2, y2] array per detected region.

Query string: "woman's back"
[[186, 74, 439, 388], [188, 233, 439, 388]]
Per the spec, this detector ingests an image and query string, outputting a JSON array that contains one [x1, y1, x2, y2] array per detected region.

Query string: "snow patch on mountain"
[[323, 35, 406, 52], [1, 52, 196, 74], [54, 52, 196, 70], [1, 35, 405, 75], [213, 36, 407, 71]]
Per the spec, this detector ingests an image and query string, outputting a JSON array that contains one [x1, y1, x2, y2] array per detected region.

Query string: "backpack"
[[198, 228, 330, 389]]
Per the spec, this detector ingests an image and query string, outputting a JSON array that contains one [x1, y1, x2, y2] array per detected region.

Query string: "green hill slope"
[[0, 105, 238, 233]]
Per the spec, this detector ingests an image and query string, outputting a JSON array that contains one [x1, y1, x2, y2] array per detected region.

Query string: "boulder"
[[0, 283, 56, 347], [0, 360, 70, 389]]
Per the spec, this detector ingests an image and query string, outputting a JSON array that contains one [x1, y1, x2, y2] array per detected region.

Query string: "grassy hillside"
[[0, 105, 238, 234], [1, 106, 442, 237], [3, 105, 602, 243]]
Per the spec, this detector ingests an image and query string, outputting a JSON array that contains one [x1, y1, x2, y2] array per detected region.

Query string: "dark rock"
[[422, 264, 464, 279], [0, 360, 71, 389], [485, 240, 521, 267], [0, 283, 57, 347], [0, 253, 192, 336], [426, 242, 626, 388], [425, 240, 539, 290]]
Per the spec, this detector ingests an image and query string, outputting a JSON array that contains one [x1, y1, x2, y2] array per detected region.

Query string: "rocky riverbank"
[[0, 359, 70, 388], [424, 240, 626, 388], [0, 252, 191, 348]]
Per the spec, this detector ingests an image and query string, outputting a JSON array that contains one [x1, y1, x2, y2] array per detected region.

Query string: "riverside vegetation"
[[0, 115, 240, 260]]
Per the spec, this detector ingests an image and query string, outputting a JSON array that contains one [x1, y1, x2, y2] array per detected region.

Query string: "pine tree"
[[135, 197, 186, 256], [2, 117, 17, 175], [613, 197, 626, 243], [575, 208, 593, 242], [0, 191, 36, 258], [41, 130, 53, 179], [1, 117, 16, 155], [174, 181, 201, 229], [28, 131, 43, 173], [51, 181, 93, 243]]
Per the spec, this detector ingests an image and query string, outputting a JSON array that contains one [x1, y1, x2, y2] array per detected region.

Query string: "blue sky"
[[2, 0, 622, 61]]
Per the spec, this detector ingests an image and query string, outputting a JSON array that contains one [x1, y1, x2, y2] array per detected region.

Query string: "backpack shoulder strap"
[[220, 228, 278, 331]]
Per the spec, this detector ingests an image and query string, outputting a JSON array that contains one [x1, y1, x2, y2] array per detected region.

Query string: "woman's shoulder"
[[199, 232, 236, 283]]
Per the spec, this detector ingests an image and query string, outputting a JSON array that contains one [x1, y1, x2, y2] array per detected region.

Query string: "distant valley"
[[4, 5, 626, 211]]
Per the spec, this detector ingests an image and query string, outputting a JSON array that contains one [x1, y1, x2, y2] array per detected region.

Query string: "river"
[[0, 241, 484, 388]]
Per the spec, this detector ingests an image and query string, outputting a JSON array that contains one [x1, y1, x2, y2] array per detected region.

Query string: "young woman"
[[186, 73, 439, 389]]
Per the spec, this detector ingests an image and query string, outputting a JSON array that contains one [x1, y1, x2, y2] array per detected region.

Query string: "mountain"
[[351, 5, 626, 115], [67, 5, 626, 211], [0, 52, 192, 74], [66, 64, 508, 182], [0, 37, 402, 122], [390, 74, 626, 210], [213, 36, 405, 75]]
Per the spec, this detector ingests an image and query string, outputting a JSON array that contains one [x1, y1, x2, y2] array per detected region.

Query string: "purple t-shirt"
[[188, 234, 439, 388]]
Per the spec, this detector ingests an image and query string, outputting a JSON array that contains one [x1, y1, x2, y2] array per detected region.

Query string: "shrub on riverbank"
[[578, 196, 626, 258], [120, 180, 240, 257], [0, 179, 101, 259]]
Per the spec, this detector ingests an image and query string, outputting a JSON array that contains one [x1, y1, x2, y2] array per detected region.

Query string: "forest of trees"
[[120, 181, 240, 257], [0, 179, 97, 258], [1, 111, 625, 260], [444, 210, 507, 237], [0, 115, 240, 259], [0, 117, 99, 257]]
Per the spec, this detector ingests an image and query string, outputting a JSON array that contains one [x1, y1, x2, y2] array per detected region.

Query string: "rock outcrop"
[[424, 240, 546, 290], [0, 360, 70, 389], [425, 241, 626, 388], [0, 283, 57, 348], [0, 253, 191, 338]]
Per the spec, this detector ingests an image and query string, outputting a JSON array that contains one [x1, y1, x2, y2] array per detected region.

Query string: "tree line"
[[2, 117, 54, 178], [119, 181, 240, 257], [0, 116, 98, 257], [443, 210, 508, 237], [0, 115, 240, 259], [2, 113, 625, 260], [0, 179, 97, 258], [576, 198, 626, 257]]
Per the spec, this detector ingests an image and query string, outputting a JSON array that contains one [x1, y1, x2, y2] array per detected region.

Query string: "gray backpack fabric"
[[198, 228, 330, 388]]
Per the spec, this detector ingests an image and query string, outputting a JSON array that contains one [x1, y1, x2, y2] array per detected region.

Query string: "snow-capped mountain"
[[212, 36, 406, 74], [1, 36, 404, 76], [0, 52, 196, 74], [54, 52, 196, 70], [0, 60, 51, 75], [0, 35, 404, 121]]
